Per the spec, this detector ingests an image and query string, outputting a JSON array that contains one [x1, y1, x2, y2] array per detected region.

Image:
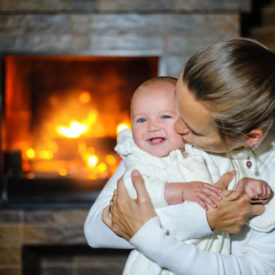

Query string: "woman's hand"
[[102, 169, 157, 241], [207, 171, 265, 233]]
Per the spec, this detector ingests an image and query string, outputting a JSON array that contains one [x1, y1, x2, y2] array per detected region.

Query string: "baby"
[[115, 77, 272, 275]]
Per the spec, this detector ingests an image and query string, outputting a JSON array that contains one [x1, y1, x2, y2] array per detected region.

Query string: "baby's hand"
[[181, 181, 222, 210], [236, 178, 273, 204]]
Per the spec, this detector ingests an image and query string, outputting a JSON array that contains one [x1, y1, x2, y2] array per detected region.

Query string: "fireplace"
[[0, 53, 159, 207]]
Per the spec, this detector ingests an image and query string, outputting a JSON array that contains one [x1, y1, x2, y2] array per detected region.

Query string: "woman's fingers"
[[131, 169, 151, 204], [102, 205, 112, 228], [214, 171, 236, 190], [117, 177, 131, 198], [250, 204, 265, 216]]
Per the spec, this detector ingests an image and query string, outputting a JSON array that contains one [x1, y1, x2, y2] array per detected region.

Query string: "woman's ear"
[[245, 129, 264, 148]]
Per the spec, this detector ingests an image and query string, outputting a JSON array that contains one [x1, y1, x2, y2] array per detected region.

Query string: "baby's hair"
[[138, 76, 177, 89], [130, 76, 177, 115]]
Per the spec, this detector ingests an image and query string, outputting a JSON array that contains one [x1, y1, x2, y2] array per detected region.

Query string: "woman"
[[84, 38, 275, 274]]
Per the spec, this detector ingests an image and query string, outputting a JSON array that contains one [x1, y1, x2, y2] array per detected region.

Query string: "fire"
[[57, 121, 88, 138], [16, 98, 128, 179], [87, 155, 98, 167], [79, 91, 91, 104], [26, 148, 35, 159]]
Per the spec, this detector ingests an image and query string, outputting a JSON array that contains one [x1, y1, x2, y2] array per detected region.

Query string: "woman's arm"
[[84, 162, 132, 249], [103, 171, 273, 275], [131, 217, 275, 275]]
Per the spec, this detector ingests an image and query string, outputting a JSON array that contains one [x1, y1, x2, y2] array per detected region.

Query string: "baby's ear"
[[245, 129, 264, 148]]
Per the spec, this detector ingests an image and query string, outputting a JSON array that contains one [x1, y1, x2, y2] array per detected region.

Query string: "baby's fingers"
[[198, 193, 217, 209], [195, 197, 208, 210], [202, 184, 222, 201]]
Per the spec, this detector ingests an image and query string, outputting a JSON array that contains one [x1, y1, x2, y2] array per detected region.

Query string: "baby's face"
[[131, 82, 184, 157]]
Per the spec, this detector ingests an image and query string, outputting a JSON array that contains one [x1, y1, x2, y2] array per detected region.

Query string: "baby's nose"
[[148, 121, 161, 131]]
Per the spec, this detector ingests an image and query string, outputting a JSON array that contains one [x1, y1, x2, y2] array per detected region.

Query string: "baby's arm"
[[236, 178, 273, 203], [165, 182, 222, 210], [123, 169, 168, 208]]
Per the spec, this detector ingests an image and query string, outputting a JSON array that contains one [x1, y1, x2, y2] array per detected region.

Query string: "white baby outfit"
[[115, 129, 230, 275]]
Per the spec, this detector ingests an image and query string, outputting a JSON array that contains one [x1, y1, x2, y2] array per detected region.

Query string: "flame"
[[79, 91, 91, 104], [116, 122, 130, 135], [57, 121, 88, 138], [105, 154, 117, 166], [58, 168, 68, 176], [97, 162, 107, 173], [19, 94, 128, 179], [26, 148, 35, 159], [87, 155, 98, 167]]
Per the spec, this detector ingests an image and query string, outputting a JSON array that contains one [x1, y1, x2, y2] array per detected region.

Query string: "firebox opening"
[[2, 55, 158, 182]]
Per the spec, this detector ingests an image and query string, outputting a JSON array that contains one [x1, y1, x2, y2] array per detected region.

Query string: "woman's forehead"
[[176, 78, 214, 135]]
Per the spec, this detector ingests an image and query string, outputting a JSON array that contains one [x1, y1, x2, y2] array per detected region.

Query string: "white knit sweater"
[[115, 129, 230, 275]]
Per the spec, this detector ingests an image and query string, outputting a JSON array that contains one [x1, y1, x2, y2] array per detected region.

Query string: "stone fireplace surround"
[[0, 0, 250, 274]]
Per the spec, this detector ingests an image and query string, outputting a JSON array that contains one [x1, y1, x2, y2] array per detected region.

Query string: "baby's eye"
[[161, 115, 172, 119], [136, 118, 147, 123]]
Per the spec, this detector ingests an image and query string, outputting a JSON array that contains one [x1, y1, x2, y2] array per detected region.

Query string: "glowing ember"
[[87, 155, 99, 167], [79, 91, 91, 104], [57, 121, 88, 138], [58, 168, 68, 177], [26, 148, 35, 159], [105, 154, 116, 166], [38, 150, 53, 160]]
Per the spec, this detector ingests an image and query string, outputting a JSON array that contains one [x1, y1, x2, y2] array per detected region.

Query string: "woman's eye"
[[161, 115, 172, 119], [137, 118, 146, 123]]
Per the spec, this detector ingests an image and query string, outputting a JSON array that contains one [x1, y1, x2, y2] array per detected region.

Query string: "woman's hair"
[[183, 38, 275, 146]]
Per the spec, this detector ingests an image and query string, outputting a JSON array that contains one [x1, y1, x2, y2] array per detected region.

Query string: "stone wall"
[[0, 0, 248, 77], [0, 209, 128, 275]]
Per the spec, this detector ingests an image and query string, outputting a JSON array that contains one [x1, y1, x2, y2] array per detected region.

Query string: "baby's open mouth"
[[147, 137, 166, 145]]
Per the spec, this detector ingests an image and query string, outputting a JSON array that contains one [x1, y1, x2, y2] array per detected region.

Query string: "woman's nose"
[[175, 118, 190, 135]]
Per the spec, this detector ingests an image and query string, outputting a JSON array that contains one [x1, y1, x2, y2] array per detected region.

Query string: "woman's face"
[[175, 75, 241, 154]]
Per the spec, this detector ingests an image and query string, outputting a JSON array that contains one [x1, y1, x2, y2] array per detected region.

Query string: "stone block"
[[0, 210, 23, 223], [174, 0, 250, 12], [97, 0, 173, 11], [166, 35, 237, 55], [165, 14, 239, 36], [0, 267, 21, 275], [23, 225, 86, 244], [24, 210, 88, 225], [90, 14, 164, 34], [70, 34, 90, 50], [164, 55, 188, 77], [19, 34, 72, 51], [0, 15, 25, 34], [69, 15, 92, 34], [0, 35, 20, 50], [0, 225, 22, 245], [23, 15, 69, 34], [0, 247, 21, 265], [0, 0, 97, 12], [89, 33, 163, 52]]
